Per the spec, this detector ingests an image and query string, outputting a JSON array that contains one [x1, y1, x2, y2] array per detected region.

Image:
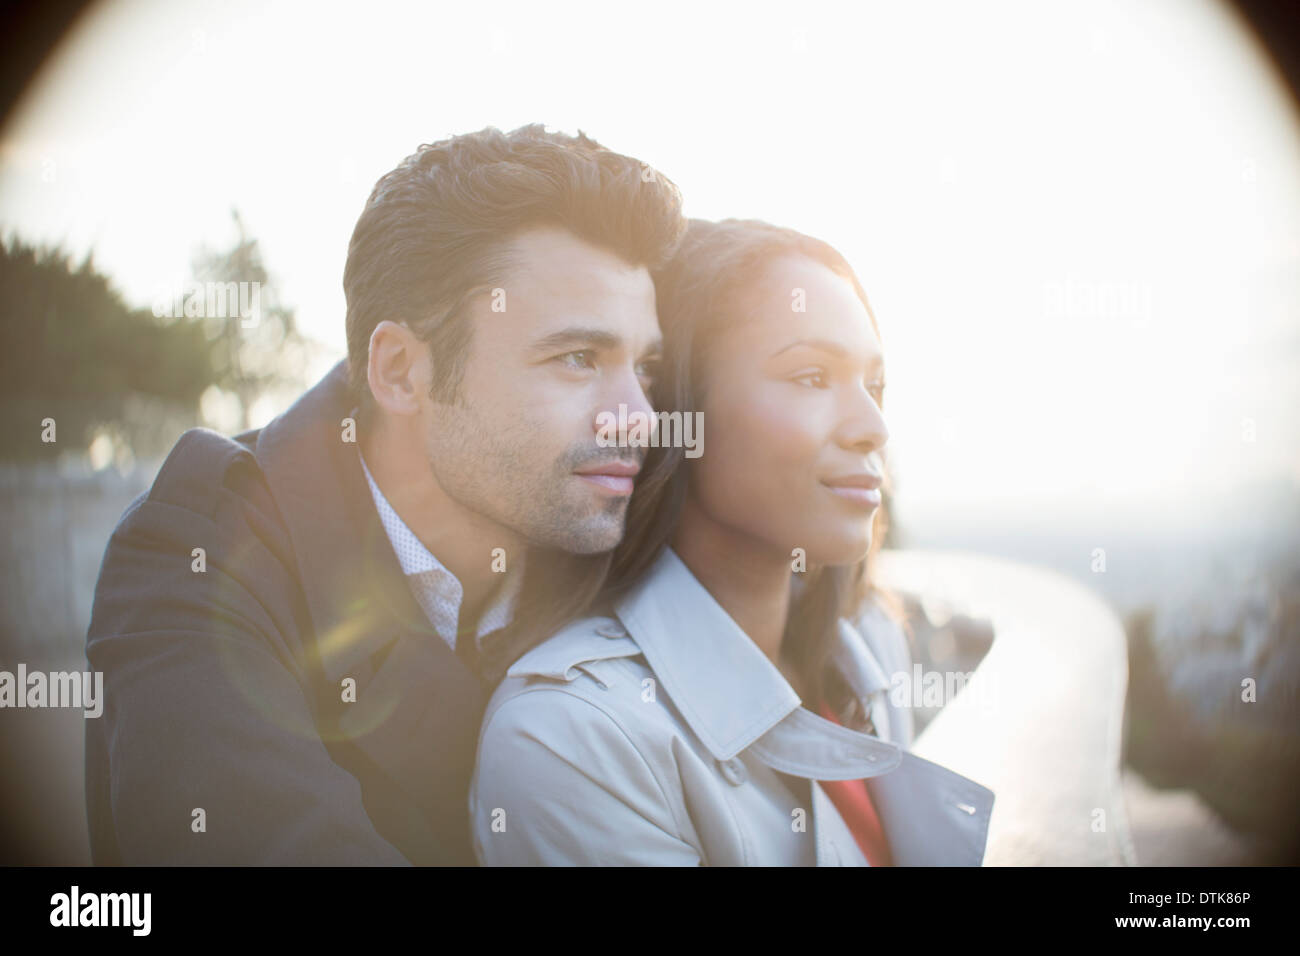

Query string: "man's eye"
[[868, 381, 886, 406], [792, 369, 829, 389], [557, 350, 596, 371], [635, 358, 660, 387]]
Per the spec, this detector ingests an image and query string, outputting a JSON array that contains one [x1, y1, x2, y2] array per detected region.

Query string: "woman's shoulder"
[[480, 613, 663, 745], [470, 615, 701, 864]]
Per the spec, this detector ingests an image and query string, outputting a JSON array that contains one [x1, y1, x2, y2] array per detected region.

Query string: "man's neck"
[[359, 416, 518, 614]]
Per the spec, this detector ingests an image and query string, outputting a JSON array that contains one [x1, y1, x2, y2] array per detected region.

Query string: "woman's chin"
[[801, 531, 873, 568]]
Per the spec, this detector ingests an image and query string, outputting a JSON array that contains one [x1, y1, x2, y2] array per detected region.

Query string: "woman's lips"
[[821, 473, 883, 509], [823, 484, 882, 508]]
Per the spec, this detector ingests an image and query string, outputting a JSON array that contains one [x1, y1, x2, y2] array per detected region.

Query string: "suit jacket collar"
[[253, 359, 445, 684], [250, 360, 487, 865]]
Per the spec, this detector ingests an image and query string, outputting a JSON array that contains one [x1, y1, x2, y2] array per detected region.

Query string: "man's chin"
[[542, 513, 627, 556], [556, 527, 624, 556]]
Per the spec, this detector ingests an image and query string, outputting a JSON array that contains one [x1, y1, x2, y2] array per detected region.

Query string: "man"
[[84, 124, 686, 864]]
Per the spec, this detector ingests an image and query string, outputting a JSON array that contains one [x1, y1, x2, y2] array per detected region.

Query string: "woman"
[[470, 218, 994, 865]]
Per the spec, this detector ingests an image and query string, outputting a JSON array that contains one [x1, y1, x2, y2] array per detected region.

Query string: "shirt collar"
[[356, 444, 524, 641]]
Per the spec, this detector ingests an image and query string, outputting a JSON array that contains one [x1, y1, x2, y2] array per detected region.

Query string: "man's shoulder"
[[100, 425, 291, 581], [143, 426, 264, 517]]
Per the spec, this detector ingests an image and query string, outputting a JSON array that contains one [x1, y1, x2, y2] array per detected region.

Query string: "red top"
[[817, 701, 894, 867]]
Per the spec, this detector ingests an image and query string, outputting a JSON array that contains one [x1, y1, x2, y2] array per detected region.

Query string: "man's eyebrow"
[[530, 326, 622, 353], [771, 338, 884, 372]]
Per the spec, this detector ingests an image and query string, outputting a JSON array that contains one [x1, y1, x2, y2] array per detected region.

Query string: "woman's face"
[[684, 254, 888, 566]]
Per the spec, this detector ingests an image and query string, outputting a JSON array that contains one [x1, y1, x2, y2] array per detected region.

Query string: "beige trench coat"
[[470, 547, 994, 865]]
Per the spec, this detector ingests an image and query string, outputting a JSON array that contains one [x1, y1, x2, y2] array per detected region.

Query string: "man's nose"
[[594, 366, 656, 449]]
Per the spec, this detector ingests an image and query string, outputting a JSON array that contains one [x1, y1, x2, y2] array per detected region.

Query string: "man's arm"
[[85, 431, 408, 865], [470, 688, 702, 865]]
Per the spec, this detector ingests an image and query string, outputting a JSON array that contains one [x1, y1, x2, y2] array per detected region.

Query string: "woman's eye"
[[792, 369, 829, 389], [868, 382, 886, 406], [557, 350, 596, 371]]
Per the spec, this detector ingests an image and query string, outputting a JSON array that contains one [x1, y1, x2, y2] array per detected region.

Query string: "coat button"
[[718, 757, 748, 786]]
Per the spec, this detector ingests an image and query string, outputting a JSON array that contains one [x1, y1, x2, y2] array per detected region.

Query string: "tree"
[[0, 237, 217, 461], [190, 209, 317, 432], [0, 211, 322, 461]]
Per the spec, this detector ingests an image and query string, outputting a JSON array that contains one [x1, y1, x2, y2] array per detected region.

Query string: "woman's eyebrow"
[[772, 338, 847, 358], [771, 338, 884, 372]]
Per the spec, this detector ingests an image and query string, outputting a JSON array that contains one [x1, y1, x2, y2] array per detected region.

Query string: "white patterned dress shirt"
[[358, 448, 522, 654]]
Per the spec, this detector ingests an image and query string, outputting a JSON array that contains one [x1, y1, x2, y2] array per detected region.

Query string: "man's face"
[[419, 225, 661, 555]]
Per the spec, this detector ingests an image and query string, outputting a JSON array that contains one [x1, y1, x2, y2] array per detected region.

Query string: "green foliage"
[[0, 212, 318, 461], [0, 237, 218, 460]]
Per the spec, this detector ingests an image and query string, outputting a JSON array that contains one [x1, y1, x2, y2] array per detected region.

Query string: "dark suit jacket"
[[85, 359, 486, 865]]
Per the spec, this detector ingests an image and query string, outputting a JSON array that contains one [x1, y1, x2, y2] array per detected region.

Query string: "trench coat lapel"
[[617, 547, 994, 866]]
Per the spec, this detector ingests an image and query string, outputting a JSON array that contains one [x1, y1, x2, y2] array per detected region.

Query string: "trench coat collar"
[[620, 548, 905, 774], [509, 546, 905, 776], [506, 546, 996, 865]]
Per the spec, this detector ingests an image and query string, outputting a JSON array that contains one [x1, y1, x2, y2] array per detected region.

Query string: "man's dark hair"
[[343, 123, 687, 411]]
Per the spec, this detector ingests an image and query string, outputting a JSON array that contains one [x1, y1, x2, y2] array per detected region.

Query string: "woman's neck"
[[670, 500, 794, 667]]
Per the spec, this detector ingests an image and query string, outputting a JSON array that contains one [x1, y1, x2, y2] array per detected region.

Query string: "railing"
[[877, 548, 1137, 865]]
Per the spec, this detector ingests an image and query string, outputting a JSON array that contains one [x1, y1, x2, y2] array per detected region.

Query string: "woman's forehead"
[[720, 256, 881, 360]]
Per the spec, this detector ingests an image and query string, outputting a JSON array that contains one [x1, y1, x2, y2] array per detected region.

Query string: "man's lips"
[[573, 460, 642, 496]]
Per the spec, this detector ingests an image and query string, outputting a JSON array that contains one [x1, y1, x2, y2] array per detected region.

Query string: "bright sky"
[[2, 0, 1298, 530]]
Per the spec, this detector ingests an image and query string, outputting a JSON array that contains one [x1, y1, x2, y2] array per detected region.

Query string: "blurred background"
[[0, 0, 1296, 864]]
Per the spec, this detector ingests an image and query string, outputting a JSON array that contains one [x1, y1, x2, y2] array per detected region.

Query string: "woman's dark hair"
[[600, 217, 906, 717]]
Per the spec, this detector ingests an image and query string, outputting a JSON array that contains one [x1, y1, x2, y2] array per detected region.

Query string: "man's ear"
[[366, 320, 426, 417]]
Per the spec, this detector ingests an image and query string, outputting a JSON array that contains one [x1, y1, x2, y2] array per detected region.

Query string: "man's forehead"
[[501, 228, 646, 294], [467, 230, 657, 345], [506, 225, 614, 271]]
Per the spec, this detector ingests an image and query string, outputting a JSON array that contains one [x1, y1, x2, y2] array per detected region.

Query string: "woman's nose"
[[835, 386, 888, 453]]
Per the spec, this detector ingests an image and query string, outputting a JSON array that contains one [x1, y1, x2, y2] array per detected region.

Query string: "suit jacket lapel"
[[253, 359, 486, 863]]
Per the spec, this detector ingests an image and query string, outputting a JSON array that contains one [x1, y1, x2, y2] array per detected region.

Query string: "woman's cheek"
[[748, 392, 826, 474], [731, 396, 825, 529]]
